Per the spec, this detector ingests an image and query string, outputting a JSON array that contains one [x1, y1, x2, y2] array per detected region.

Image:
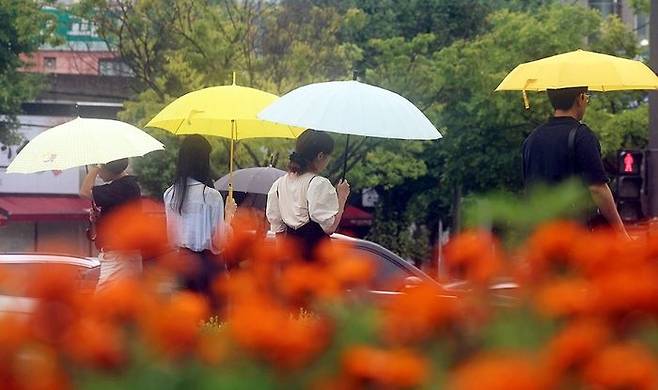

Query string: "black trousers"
[[179, 248, 226, 310]]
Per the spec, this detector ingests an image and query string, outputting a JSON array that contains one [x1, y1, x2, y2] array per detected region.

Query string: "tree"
[[0, 0, 57, 143]]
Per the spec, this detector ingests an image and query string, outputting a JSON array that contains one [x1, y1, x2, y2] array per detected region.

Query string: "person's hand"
[[225, 196, 237, 218], [336, 179, 350, 206]]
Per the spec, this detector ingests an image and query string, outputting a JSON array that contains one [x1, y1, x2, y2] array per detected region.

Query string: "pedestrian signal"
[[615, 150, 644, 222]]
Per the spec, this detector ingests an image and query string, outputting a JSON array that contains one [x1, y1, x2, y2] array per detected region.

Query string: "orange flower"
[[383, 282, 460, 344], [278, 263, 341, 304], [342, 346, 428, 388], [450, 353, 550, 390], [97, 200, 169, 257], [87, 278, 153, 322], [229, 294, 330, 368], [140, 291, 209, 358], [524, 221, 584, 280], [569, 230, 645, 278], [590, 266, 658, 316], [533, 278, 595, 318], [544, 318, 610, 374], [443, 230, 503, 286], [221, 212, 265, 265], [11, 344, 70, 390], [583, 343, 658, 390], [63, 317, 124, 369], [325, 250, 375, 288]]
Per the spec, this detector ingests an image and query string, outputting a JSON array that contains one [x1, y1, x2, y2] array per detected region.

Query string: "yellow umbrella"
[[146, 74, 302, 197], [495, 49, 658, 108]]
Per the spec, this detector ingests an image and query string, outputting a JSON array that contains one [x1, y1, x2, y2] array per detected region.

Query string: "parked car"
[[0, 253, 100, 315], [0, 235, 516, 315]]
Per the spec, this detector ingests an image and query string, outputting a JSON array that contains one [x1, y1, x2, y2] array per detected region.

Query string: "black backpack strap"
[[567, 124, 581, 176]]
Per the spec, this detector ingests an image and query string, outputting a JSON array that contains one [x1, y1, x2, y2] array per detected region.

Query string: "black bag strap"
[[567, 124, 581, 177]]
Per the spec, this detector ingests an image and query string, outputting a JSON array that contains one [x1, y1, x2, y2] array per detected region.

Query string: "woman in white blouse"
[[266, 129, 350, 260], [164, 135, 236, 300]]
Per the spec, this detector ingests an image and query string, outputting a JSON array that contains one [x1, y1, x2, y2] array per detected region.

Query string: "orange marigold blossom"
[[443, 229, 504, 286], [567, 229, 648, 278], [85, 277, 154, 322], [544, 318, 611, 374], [221, 212, 266, 265], [383, 282, 460, 344], [449, 352, 550, 390], [533, 278, 596, 318], [590, 265, 658, 315], [278, 263, 341, 303], [583, 343, 658, 390], [11, 344, 70, 390], [326, 253, 375, 288], [228, 294, 330, 368], [523, 221, 585, 280], [140, 291, 209, 357], [342, 346, 428, 388], [97, 200, 169, 257], [62, 317, 124, 369]]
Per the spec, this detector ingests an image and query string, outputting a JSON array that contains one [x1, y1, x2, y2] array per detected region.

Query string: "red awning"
[[341, 205, 373, 227], [0, 195, 91, 222]]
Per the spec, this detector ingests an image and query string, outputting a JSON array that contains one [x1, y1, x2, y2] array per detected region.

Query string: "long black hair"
[[171, 134, 213, 214], [288, 129, 335, 174]]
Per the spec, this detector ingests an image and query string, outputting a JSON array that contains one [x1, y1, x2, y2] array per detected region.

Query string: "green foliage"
[[0, 0, 57, 143], [75, 1, 649, 239]]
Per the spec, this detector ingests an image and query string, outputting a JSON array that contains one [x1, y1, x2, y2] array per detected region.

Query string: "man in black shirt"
[[80, 158, 142, 291], [522, 86, 628, 238]]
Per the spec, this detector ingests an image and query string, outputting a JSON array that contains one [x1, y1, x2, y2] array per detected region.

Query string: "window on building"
[[588, 0, 620, 18], [44, 57, 56, 71], [98, 59, 132, 76], [635, 12, 649, 43]]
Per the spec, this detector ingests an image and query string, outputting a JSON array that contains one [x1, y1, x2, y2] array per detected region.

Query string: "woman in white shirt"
[[164, 135, 236, 300], [266, 129, 350, 260]]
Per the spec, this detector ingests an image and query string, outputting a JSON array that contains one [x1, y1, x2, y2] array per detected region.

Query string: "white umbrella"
[[258, 80, 441, 140], [258, 80, 441, 178], [7, 117, 165, 174]]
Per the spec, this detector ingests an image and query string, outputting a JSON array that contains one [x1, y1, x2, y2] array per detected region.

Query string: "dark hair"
[[171, 134, 213, 214], [546, 87, 588, 111], [288, 129, 335, 174], [102, 158, 129, 175]]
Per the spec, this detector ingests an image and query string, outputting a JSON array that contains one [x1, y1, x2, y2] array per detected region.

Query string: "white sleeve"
[[307, 177, 339, 234], [163, 188, 178, 246], [210, 190, 227, 250], [266, 179, 286, 233]]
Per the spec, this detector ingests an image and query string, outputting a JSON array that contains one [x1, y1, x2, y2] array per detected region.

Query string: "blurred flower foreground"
[[4, 203, 658, 390]]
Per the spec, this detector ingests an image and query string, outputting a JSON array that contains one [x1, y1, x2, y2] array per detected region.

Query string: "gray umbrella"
[[214, 166, 286, 195]]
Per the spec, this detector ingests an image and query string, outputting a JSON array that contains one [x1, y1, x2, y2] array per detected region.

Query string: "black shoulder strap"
[[568, 124, 581, 176]]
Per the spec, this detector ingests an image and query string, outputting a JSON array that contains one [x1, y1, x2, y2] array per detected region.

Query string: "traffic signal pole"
[[648, 1, 658, 216]]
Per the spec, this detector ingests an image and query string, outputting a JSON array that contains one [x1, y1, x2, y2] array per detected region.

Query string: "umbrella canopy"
[[7, 117, 164, 174], [257, 80, 442, 140], [214, 166, 286, 195], [496, 49, 658, 92], [145, 84, 302, 139]]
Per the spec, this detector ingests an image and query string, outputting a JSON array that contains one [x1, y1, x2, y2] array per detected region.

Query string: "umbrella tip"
[[232, 72, 236, 85]]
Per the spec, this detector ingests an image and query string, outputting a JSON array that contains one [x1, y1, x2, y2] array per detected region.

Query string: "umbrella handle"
[[229, 120, 235, 202], [341, 134, 350, 181]]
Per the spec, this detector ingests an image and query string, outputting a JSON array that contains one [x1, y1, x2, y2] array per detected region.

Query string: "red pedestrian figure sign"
[[624, 153, 635, 173]]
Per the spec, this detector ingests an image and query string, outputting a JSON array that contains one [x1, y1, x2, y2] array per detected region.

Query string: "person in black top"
[[522, 86, 629, 238], [79, 158, 142, 291]]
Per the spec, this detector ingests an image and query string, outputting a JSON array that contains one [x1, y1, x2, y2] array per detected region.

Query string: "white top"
[[266, 172, 339, 234], [163, 179, 227, 254]]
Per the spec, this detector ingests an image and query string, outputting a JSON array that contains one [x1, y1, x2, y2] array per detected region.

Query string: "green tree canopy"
[[0, 0, 57, 143]]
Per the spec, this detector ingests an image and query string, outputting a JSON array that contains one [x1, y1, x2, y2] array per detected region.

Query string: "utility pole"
[[647, 0, 658, 216]]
